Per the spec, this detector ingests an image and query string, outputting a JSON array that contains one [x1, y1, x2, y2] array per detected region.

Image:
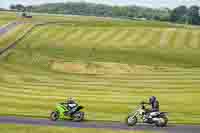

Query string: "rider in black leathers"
[[62, 97, 78, 116]]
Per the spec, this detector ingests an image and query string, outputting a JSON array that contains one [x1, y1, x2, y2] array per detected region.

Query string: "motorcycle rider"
[[149, 96, 159, 112], [142, 96, 159, 121], [62, 97, 78, 116]]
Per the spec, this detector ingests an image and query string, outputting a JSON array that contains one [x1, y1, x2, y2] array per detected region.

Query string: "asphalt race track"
[[0, 116, 199, 133]]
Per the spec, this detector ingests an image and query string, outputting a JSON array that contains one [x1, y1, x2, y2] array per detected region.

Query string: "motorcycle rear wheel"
[[72, 112, 84, 122], [155, 117, 168, 127]]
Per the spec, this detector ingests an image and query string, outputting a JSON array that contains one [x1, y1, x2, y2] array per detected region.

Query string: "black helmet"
[[149, 96, 156, 104]]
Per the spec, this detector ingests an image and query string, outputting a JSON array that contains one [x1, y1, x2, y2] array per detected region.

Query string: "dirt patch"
[[50, 61, 164, 74], [52, 62, 86, 73]]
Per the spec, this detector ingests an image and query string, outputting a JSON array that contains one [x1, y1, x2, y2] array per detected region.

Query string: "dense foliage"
[[10, 2, 200, 25], [170, 5, 200, 25], [29, 2, 170, 21]]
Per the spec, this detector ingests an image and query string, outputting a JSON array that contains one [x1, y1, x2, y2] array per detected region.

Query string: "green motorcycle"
[[50, 103, 85, 122]]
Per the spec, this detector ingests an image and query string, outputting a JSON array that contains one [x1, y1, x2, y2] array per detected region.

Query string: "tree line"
[[170, 5, 200, 25], [10, 2, 200, 25]]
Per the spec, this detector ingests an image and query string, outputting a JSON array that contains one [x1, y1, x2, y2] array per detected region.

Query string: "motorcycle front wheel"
[[50, 111, 59, 121], [126, 116, 137, 126]]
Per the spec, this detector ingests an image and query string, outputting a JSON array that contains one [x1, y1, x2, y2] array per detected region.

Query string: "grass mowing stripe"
[[183, 30, 193, 48], [31, 26, 55, 39], [168, 28, 178, 48], [35, 26, 52, 39], [50, 27, 69, 44], [0, 86, 122, 97], [94, 29, 115, 43], [4, 74, 200, 85], [0, 91, 198, 111], [189, 31, 200, 48], [0, 91, 141, 105], [1, 80, 200, 94], [0, 24, 32, 47], [109, 29, 128, 42], [65, 28, 83, 42], [79, 28, 95, 40], [0, 90, 199, 112], [62, 28, 78, 43], [60, 29, 78, 44], [23, 26, 60, 48], [173, 29, 187, 48], [111, 29, 130, 42], [2, 78, 200, 93], [128, 29, 147, 47], [19, 26, 48, 48], [159, 28, 176, 48], [197, 31, 200, 48], [136, 29, 154, 47], [3, 62, 200, 78], [80, 28, 98, 41], [72, 29, 95, 46], [123, 29, 138, 43], [89, 29, 107, 42], [6, 74, 200, 83], [0, 108, 49, 117], [1, 83, 200, 100], [84, 29, 105, 42], [37, 26, 65, 45], [102, 29, 123, 47], [2, 64, 200, 81], [42, 26, 65, 44], [2, 65, 200, 80], [11, 78, 200, 85], [146, 29, 163, 48]]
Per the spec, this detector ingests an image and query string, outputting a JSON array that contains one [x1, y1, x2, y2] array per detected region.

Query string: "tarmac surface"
[[0, 116, 199, 133]]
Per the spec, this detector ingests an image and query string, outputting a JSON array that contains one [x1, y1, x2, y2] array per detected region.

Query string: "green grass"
[[0, 124, 149, 133], [0, 11, 18, 26], [0, 23, 34, 48], [25, 12, 191, 28], [13, 25, 200, 67], [0, 15, 200, 124]]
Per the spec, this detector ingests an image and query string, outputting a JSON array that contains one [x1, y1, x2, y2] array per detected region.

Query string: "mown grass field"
[[0, 23, 34, 48], [1, 13, 200, 124], [0, 11, 34, 49], [27, 12, 189, 28], [0, 11, 18, 26], [0, 124, 150, 133]]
